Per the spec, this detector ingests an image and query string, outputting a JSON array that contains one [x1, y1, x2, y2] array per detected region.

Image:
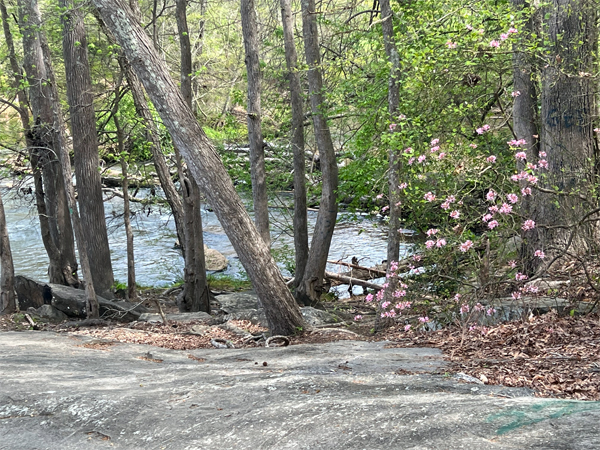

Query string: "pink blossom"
[[470, 143, 478, 148], [408, 157, 415, 165], [534, 250, 545, 259], [476, 124, 491, 135], [508, 27, 518, 34], [424, 192, 436, 202], [376, 289, 385, 300], [404, 324, 411, 332], [399, 182, 408, 189], [438, 152, 446, 160], [460, 304, 470, 314], [430, 146, 440, 152], [539, 151, 547, 157], [466, 24, 473, 31], [508, 260, 517, 269], [431, 138, 440, 146], [454, 294, 462, 302], [490, 40, 500, 48], [525, 285, 539, 294], [381, 205, 389, 212], [489, 205, 499, 213], [522, 219, 536, 230], [446, 40, 457, 49], [459, 240, 474, 252], [393, 290, 407, 298], [398, 114, 406, 120], [515, 272, 528, 281], [507, 193, 519, 204], [486, 190, 496, 201], [450, 210, 460, 219], [446, 195, 456, 203], [500, 33, 509, 41], [521, 187, 532, 196], [527, 175, 538, 184], [488, 220, 499, 229], [404, 147, 413, 154], [365, 293, 374, 302], [441, 201, 450, 210], [425, 240, 436, 249], [426, 228, 439, 236], [436, 238, 447, 248], [474, 302, 485, 312], [354, 315, 363, 321], [389, 123, 397, 131], [538, 159, 548, 169], [511, 91, 521, 97], [381, 301, 391, 309], [486, 155, 497, 163], [515, 152, 527, 161], [486, 307, 496, 316], [527, 163, 537, 171], [412, 255, 422, 262], [376, 193, 383, 199], [499, 203, 513, 214], [396, 301, 411, 310], [482, 213, 493, 222], [512, 291, 521, 300], [418, 316, 430, 323]]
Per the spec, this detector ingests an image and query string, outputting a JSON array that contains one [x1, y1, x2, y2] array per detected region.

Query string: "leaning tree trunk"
[[17, 0, 79, 287], [0, 191, 16, 315], [297, 0, 339, 305], [93, 0, 305, 335], [511, 0, 541, 274], [536, 0, 598, 259], [378, 0, 402, 330], [175, 0, 210, 313], [61, 0, 115, 298], [279, 0, 308, 287], [93, 9, 187, 251], [241, 0, 271, 246]]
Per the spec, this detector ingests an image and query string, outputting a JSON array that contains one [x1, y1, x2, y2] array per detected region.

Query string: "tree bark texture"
[[0, 191, 16, 315], [378, 0, 402, 329], [61, 0, 115, 298], [511, 0, 541, 273], [93, 0, 304, 335], [175, 0, 210, 313], [537, 0, 598, 256], [94, 9, 187, 250], [297, 0, 339, 305], [241, 0, 271, 246], [279, 0, 308, 287], [17, 0, 79, 287]]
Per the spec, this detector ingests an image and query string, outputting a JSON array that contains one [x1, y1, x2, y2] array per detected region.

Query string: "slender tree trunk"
[[191, 0, 207, 103], [297, 0, 339, 305], [511, 0, 541, 273], [0, 191, 16, 315], [60, 0, 115, 298], [279, 0, 308, 287], [93, 9, 187, 251], [536, 0, 598, 257], [17, 0, 79, 287], [175, 0, 210, 313], [378, 0, 402, 330], [241, 0, 270, 246], [93, 0, 305, 335]]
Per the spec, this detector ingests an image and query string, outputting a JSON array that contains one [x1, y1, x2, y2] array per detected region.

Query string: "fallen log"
[[327, 260, 387, 278], [324, 271, 383, 291]]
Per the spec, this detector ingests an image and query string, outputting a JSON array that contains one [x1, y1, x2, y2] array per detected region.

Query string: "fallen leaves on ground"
[[384, 312, 600, 400]]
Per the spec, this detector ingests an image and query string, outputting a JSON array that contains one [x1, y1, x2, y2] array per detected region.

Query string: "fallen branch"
[[327, 260, 387, 278], [324, 271, 383, 291]]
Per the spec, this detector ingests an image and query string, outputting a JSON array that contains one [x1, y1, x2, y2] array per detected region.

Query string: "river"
[[3, 182, 412, 295]]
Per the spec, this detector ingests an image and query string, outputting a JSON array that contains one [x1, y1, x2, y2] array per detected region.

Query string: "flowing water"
[[2, 183, 412, 295]]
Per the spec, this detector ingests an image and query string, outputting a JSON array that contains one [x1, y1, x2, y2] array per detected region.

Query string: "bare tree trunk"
[[93, 0, 305, 335], [511, 0, 541, 274], [16, 0, 79, 288], [60, 0, 115, 298], [537, 0, 598, 257], [241, 0, 270, 246], [378, 0, 401, 330], [93, 9, 186, 251], [175, 0, 210, 313], [191, 0, 207, 103], [297, 0, 338, 305], [279, 0, 308, 287], [0, 191, 16, 315]]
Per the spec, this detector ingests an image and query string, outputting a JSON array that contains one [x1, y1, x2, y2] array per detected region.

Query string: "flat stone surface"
[[138, 311, 212, 323], [1, 331, 599, 449]]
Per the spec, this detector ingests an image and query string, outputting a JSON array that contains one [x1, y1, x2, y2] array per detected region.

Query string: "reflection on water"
[[2, 184, 411, 292]]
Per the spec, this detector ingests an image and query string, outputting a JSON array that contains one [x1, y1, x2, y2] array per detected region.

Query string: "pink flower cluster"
[[476, 124, 491, 135]]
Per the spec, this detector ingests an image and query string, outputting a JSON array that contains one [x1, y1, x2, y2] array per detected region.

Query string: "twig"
[[153, 299, 168, 325]]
